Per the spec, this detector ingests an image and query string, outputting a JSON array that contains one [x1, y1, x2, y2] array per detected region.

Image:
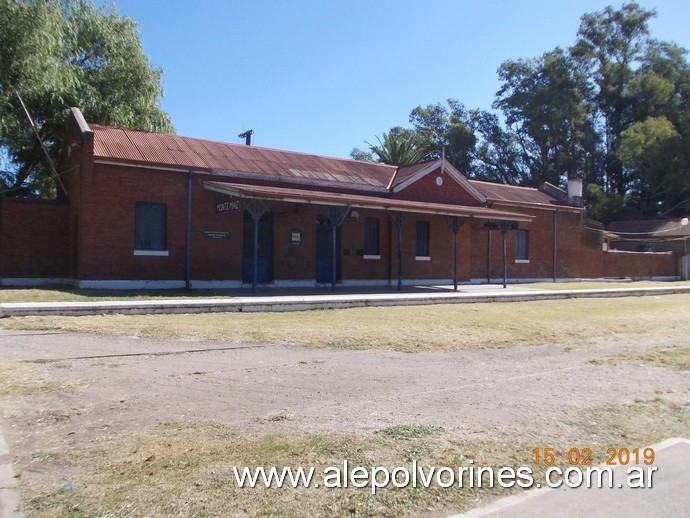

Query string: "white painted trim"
[[363, 255, 381, 260], [339, 279, 391, 287], [77, 280, 186, 290], [515, 259, 530, 264], [399, 278, 453, 286], [189, 280, 242, 289], [392, 159, 487, 203], [134, 250, 169, 257], [415, 256, 431, 261], [242, 280, 317, 289]]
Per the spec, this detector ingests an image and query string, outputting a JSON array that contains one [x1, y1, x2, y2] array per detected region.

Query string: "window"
[[363, 217, 380, 257], [516, 229, 528, 261], [134, 202, 167, 253], [416, 220, 430, 258]]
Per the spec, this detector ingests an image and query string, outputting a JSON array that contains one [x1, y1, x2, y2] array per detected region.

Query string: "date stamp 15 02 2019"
[[532, 447, 655, 466]]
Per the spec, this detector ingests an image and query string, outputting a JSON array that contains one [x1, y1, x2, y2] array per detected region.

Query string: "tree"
[[352, 2, 690, 221], [359, 127, 432, 166], [493, 48, 600, 188], [571, 2, 656, 195], [0, 0, 173, 197], [408, 100, 476, 172]]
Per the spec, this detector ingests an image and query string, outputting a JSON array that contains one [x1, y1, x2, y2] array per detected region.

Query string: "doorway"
[[242, 212, 273, 284], [315, 216, 342, 284]]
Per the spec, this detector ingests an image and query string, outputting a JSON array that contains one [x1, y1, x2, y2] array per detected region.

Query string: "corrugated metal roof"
[[203, 180, 533, 222], [90, 125, 396, 190], [392, 160, 437, 187], [606, 219, 690, 238], [470, 180, 574, 209]]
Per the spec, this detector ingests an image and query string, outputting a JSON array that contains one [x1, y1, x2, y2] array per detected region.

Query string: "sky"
[[105, 0, 690, 159]]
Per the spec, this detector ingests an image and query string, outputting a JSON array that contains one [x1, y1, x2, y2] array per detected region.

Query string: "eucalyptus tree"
[[0, 0, 173, 197]]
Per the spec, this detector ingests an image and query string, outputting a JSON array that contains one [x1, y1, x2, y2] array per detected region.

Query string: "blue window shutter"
[[416, 221, 430, 256], [364, 217, 379, 255], [135, 203, 167, 250]]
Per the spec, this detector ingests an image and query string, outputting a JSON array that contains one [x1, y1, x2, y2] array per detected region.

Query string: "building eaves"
[[203, 180, 533, 222]]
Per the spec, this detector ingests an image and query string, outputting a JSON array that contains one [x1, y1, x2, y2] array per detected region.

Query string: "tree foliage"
[[352, 127, 432, 166], [353, 2, 690, 222], [0, 0, 173, 197]]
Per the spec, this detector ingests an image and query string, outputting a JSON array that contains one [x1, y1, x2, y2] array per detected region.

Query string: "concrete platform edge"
[[1, 286, 689, 318]]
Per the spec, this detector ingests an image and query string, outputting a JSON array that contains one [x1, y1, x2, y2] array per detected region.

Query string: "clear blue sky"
[[107, 0, 690, 159]]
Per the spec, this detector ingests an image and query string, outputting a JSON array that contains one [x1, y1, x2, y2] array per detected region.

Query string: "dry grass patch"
[[18, 395, 690, 518], [0, 288, 223, 304], [17, 422, 539, 517], [590, 345, 690, 371], [522, 280, 690, 291], [0, 359, 83, 397], [2, 294, 689, 352]]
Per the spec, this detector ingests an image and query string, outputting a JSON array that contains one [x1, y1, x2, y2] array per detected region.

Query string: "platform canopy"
[[203, 180, 533, 222]]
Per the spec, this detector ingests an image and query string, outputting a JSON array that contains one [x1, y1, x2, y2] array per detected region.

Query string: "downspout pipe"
[[185, 170, 194, 289]]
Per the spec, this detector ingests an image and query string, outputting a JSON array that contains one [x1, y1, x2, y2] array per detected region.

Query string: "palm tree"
[[365, 128, 433, 165]]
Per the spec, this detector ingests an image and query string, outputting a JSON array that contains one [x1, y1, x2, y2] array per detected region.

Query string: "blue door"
[[242, 212, 273, 284], [315, 217, 341, 284]]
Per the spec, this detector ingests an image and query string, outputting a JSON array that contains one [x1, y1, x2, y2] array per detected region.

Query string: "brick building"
[[0, 108, 681, 289]]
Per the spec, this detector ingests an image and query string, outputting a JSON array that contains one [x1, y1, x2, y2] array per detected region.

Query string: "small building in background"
[[606, 219, 690, 254]]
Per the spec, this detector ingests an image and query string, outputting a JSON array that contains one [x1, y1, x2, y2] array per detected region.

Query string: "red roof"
[[77, 113, 572, 217], [470, 180, 575, 210], [91, 125, 397, 191]]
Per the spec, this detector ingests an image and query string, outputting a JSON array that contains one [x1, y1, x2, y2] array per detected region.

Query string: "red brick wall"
[[391, 214, 470, 281], [603, 250, 678, 279], [65, 156, 681, 285], [468, 207, 606, 280], [0, 199, 70, 278], [394, 169, 482, 206]]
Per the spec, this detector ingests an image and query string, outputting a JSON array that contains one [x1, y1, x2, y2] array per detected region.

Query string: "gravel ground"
[[1, 329, 687, 447]]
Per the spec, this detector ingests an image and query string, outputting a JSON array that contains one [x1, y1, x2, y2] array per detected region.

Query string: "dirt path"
[[1, 330, 687, 443], [0, 328, 688, 516]]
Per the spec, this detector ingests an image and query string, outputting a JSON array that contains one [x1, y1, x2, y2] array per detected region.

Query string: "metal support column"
[[389, 212, 409, 291], [244, 200, 270, 294], [500, 221, 509, 289], [323, 206, 350, 292], [448, 216, 463, 291], [487, 224, 492, 284]]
